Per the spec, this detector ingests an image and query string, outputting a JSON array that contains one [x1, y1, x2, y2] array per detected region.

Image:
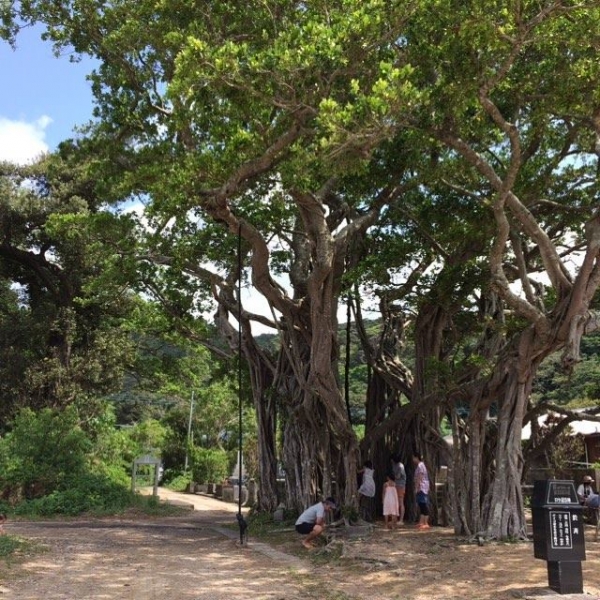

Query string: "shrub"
[[190, 448, 229, 484], [12, 471, 135, 517], [0, 406, 181, 518], [0, 407, 90, 501], [165, 472, 192, 492]]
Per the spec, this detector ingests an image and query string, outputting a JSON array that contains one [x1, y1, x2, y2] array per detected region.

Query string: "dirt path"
[[1, 489, 600, 600], [0, 491, 314, 600]]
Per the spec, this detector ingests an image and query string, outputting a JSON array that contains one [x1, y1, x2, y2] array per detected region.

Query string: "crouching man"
[[295, 497, 336, 549]]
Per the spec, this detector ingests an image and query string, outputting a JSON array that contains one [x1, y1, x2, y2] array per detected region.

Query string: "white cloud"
[[0, 116, 51, 164]]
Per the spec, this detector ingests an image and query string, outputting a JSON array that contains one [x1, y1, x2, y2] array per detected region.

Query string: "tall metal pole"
[[237, 224, 244, 542], [184, 391, 195, 472]]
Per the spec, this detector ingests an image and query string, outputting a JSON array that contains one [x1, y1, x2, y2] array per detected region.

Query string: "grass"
[[245, 510, 297, 537], [0, 534, 40, 563]]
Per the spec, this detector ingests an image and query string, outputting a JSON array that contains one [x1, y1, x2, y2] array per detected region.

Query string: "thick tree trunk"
[[357, 295, 452, 523], [280, 400, 330, 511], [481, 381, 528, 539], [453, 326, 544, 540], [268, 193, 361, 511], [479, 328, 543, 539], [249, 363, 279, 512], [277, 294, 359, 511]]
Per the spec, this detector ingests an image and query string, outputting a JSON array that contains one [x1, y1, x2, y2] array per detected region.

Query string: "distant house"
[[522, 410, 600, 465]]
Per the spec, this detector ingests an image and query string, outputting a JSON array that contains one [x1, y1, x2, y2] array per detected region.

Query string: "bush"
[[160, 466, 180, 486], [190, 448, 229, 484], [0, 407, 91, 501], [12, 471, 135, 517], [0, 406, 142, 517], [164, 472, 192, 492]]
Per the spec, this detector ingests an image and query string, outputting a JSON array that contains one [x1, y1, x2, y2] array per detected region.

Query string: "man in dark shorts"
[[295, 497, 336, 549]]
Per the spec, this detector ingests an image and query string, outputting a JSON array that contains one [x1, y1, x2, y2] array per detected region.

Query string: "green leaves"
[[0, 407, 91, 498]]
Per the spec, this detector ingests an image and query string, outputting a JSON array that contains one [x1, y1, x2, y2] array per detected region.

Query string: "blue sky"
[[0, 24, 96, 164]]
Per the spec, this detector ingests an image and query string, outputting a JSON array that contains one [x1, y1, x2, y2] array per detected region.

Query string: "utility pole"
[[184, 391, 195, 472]]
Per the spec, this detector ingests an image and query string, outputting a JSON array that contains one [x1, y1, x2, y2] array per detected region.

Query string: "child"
[[382, 473, 400, 530]]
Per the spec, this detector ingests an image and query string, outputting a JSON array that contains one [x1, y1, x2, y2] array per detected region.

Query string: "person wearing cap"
[[577, 475, 595, 505], [295, 497, 336, 549]]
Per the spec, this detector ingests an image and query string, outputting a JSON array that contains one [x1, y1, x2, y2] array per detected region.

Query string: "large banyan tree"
[[5, 0, 600, 537], [405, 1, 600, 539], [351, 1, 600, 538]]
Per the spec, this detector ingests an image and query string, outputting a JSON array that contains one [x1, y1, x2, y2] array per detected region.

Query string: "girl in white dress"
[[382, 473, 400, 530]]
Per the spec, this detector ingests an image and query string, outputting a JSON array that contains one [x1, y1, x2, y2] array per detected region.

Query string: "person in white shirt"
[[295, 497, 336, 549], [358, 460, 376, 521]]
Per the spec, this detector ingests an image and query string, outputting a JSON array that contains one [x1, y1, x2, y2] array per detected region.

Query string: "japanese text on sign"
[[550, 511, 573, 549]]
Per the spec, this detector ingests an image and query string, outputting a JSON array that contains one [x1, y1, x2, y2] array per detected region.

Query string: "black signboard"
[[532, 480, 586, 594]]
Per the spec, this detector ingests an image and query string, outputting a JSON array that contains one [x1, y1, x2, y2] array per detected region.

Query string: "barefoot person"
[[295, 497, 337, 549]]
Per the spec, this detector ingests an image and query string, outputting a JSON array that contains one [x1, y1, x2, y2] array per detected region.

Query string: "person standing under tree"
[[382, 473, 400, 530], [358, 460, 376, 522], [391, 453, 406, 525], [412, 452, 430, 530]]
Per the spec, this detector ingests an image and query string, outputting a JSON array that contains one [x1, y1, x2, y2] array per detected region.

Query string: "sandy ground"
[[1, 489, 600, 600]]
